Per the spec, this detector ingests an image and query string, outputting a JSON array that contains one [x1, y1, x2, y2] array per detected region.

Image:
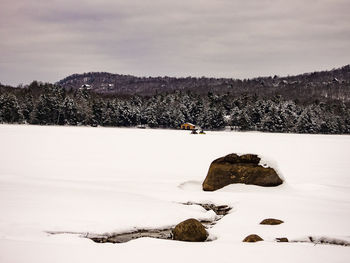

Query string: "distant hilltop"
[[56, 65, 350, 98]]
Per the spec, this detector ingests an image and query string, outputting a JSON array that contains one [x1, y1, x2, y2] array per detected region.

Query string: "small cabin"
[[180, 123, 196, 130]]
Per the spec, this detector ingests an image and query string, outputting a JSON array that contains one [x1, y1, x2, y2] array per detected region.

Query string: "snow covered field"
[[0, 124, 349, 262]]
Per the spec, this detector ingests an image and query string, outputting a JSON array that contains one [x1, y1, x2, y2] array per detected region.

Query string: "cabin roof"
[[182, 122, 195, 126]]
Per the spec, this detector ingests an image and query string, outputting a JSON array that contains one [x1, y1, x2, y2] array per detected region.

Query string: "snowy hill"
[[0, 125, 349, 263], [56, 65, 350, 100]]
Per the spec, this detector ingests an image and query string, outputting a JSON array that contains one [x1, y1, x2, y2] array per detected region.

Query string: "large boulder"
[[203, 153, 283, 191], [172, 218, 208, 242]]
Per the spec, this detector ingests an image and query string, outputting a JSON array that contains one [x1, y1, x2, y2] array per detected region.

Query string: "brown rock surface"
[[243, 234, 264, 242], [172, 219, 208, 242], [276, 237, 289, 242], [260, 218, 284, 225], [203, 153, 283, 191]]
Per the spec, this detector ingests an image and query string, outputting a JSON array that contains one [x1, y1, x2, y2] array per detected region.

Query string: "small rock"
[[276, 237, 289, 242], [173, 219, 208, 242], [260, 218, 284, 225], [243, 234, 263, 242]]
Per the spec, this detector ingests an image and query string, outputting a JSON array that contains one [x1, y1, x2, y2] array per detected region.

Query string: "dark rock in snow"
[[173, 218, 208, 242], [202, 153, 283, 191], [243, 234, 264, 242], [276, 237, 289, 242], [260, 218, 284, 225]]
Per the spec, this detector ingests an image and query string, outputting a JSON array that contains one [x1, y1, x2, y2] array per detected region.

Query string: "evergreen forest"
[[1, 79, 349, 134]]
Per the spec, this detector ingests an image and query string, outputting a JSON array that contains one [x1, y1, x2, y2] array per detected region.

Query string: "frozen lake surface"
[[0, 124, 349, 262]]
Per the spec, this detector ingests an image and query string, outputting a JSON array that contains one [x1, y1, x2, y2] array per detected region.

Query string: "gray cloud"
[[0, 0, 349, 85]]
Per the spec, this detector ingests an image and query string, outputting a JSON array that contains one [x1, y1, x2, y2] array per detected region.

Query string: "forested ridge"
[[57, 65, 350, 102], [0, 66, 350, 134]]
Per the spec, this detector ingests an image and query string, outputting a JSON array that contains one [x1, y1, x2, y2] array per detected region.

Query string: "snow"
[[0, 124, 350, 262]]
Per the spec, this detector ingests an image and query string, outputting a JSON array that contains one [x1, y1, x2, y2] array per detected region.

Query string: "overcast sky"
[[1, 0, 349, 86]]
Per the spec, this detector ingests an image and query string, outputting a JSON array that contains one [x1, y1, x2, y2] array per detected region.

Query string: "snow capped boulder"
[[202, 153, 283, 191], [172, 219, 208, 242]]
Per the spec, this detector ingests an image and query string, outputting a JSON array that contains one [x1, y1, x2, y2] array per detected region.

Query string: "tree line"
[[0, 81, 349, 134]]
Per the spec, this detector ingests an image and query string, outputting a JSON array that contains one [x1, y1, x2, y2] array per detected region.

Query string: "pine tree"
[[295, 106, 320, 133], [61, 97, 78, 125], [91, 99, 105, 126], [230, 107, 252, 131], [0, 93, 23, 123], [20, 94, 34, 122]]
